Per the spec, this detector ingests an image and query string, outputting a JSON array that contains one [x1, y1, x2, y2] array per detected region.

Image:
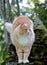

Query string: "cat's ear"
[[5, 22, 12, 33]]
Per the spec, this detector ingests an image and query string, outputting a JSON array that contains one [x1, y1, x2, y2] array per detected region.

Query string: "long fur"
[[5, 16, 35, 63]]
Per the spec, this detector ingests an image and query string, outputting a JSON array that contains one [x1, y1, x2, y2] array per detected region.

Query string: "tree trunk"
[[0, 0, 9, 44], [16, 0, 20, 16]]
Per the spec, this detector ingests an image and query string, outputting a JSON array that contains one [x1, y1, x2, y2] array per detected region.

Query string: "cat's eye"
[[25, 29, 27, 31]]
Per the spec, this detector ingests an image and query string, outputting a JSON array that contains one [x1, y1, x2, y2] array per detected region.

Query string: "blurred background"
[[0, 0, 47, 65]]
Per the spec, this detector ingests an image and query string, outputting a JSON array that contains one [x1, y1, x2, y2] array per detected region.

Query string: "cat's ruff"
[[18, 34, 31, 46]]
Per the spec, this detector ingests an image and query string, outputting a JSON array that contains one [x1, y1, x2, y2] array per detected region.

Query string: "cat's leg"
[[23, 46, 31, 63], [16, 47, 23, 63]]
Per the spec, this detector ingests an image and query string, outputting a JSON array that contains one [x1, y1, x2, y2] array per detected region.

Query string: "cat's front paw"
[[23, 60, 29, 63], [18, 60, 23, 63]]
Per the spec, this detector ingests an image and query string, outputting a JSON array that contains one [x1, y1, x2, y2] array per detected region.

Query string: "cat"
[[5, 16, 35, 63]]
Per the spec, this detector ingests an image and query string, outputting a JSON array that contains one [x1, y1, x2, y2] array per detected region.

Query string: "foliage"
[[0, 41, 9, 64], [34, 3, 47, 28], [0, 21, 4, 41], [0, 21, 10, 64]]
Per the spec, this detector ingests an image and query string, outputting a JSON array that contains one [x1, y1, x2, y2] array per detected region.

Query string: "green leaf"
[[1, 62, 6, 65]]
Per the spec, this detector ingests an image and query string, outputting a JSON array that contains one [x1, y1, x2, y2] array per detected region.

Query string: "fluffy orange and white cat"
[[5, 16, 35, 63]]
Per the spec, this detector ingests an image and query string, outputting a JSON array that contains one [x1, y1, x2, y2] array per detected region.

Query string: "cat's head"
[[19, 23, 32, 35]]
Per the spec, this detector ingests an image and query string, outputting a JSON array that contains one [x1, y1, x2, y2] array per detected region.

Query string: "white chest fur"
[[18, 34, 31, 46]]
